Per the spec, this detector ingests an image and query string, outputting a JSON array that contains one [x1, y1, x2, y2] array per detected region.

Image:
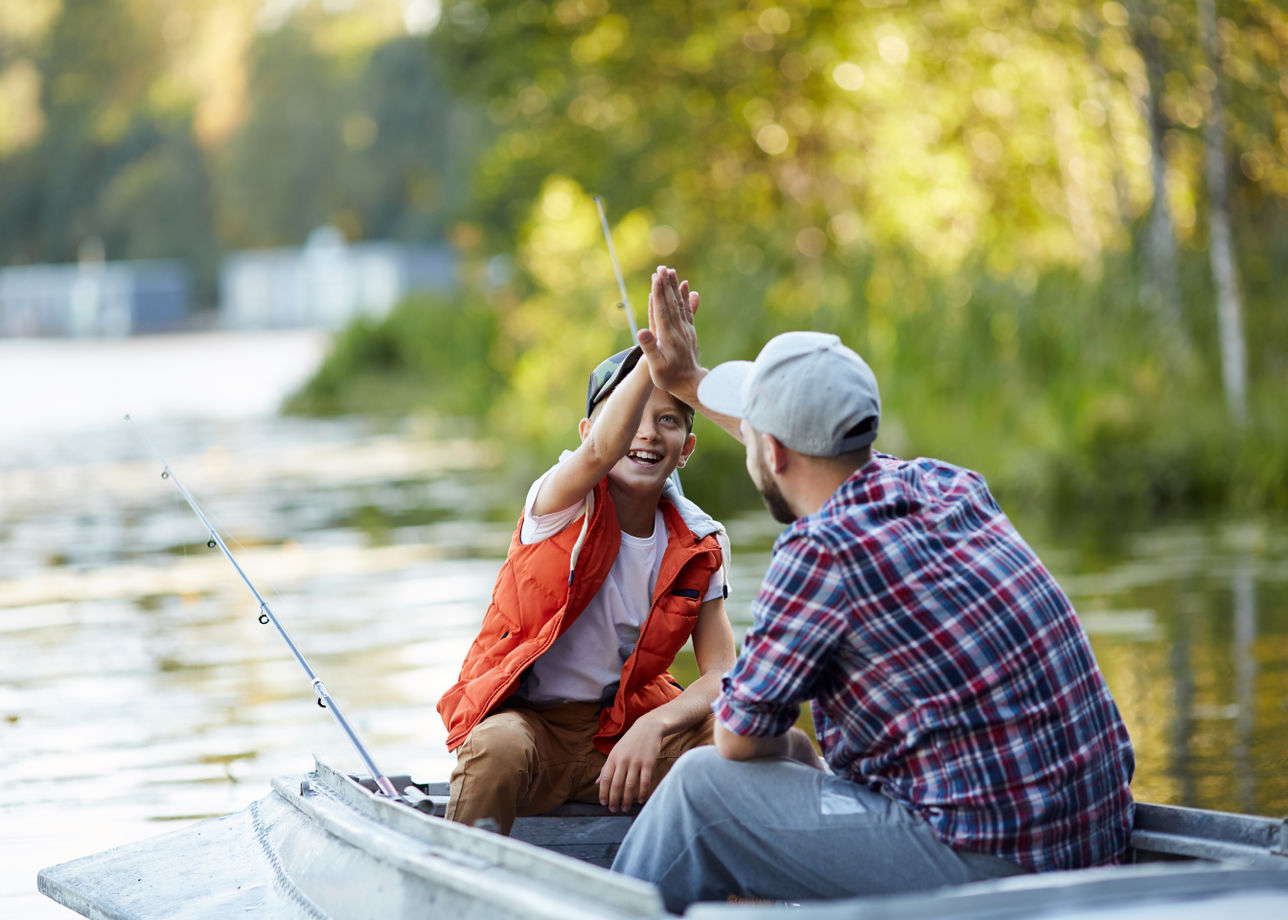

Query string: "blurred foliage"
[[3, 0, 1286, 518], [372, 0, 1284, 519], [283, 290, 506, 421], [0, 0, 481, 307]]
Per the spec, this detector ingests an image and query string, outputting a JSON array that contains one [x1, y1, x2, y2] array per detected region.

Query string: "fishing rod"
[[593, 195, 639, 341], [125, 414, 401, 800], [593, 195, 685, 497]]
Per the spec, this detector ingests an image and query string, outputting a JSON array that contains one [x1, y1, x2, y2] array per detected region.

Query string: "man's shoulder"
[[843, 452, 993, 506], [773, 510, 854, 562], [868, 451, 982, 480], [790, 453, 987, 548]]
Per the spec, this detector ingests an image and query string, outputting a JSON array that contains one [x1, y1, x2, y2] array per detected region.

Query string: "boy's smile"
[[607, 388, 695, 494], [626, 448, 663, 465]]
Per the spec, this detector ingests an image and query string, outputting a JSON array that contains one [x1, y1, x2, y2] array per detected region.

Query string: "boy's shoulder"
[[658, 479, 724, 542]]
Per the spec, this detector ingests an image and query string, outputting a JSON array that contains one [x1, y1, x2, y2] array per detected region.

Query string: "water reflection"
[[0, 413, 515, 917], [2, 408, 1286, 917], [1232, 560, 1257, 813], [1042, 520, 1288, 818]]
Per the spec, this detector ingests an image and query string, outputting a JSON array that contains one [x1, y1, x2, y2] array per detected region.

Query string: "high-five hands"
[[638, 265, 744, 441], [639, 266, 702, 402]]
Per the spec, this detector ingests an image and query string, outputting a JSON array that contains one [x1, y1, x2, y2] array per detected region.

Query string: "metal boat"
[[38, 756, 1288, 919]]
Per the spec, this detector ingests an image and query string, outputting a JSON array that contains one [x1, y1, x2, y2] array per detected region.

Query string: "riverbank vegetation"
[[3, 1, 1284, 519], [288, 0, 1288, 520], [0, 2, 479, 305], [285, 226, 1287, 521]]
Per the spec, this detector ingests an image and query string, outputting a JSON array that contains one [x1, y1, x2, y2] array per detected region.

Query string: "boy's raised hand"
[[640, 265, 744, 442], [639, 266, 702, 404]]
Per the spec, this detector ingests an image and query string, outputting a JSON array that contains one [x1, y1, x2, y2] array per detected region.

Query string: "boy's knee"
[[457, 712, 536, 772]]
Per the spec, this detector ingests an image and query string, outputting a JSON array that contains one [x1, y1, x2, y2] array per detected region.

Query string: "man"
[[437, 342, 736, 834], [610, 267, 1135, 911]]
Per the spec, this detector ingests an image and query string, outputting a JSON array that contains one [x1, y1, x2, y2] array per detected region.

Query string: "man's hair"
[[818, 443, 872, 473]]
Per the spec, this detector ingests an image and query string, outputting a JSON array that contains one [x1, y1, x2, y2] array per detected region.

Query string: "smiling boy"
[[437, 343, 735, 834]]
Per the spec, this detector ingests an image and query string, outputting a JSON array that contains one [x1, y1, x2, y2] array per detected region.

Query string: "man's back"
[[728, 452, 1135, 870]]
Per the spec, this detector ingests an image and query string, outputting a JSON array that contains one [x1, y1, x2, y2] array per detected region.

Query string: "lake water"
[[2, 332, 1285, 917]]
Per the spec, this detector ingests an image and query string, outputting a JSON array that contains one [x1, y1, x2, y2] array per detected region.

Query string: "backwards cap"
[[696, 331, 879, 456]]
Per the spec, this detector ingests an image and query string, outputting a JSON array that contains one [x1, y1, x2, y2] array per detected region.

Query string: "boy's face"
[[598, 387, 696, 495]]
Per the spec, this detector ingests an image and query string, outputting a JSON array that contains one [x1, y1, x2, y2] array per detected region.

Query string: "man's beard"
[[753, 452, 797, 525]]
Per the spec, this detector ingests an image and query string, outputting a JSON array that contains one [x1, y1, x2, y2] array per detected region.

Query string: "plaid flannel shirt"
[[714, 453, 1135, 872]]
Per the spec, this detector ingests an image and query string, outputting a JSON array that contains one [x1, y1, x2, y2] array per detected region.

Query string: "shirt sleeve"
[[702, 563, 727, 602], [518, 463, 587, 545], [714, 532, 848, 737]]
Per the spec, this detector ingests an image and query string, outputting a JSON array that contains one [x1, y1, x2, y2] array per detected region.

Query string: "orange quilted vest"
[[437, 477, 723, 754]]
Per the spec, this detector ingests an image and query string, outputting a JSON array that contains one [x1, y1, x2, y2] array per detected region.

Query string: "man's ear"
[[578, 417, 592, 441], [677, 432, 697, 468], [763, 433, 790, 475]]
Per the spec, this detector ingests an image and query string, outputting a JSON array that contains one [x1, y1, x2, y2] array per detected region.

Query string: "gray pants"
[[611, 747, 1027, 913]]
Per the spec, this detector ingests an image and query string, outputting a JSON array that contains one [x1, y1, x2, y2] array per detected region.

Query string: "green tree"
[[0, 0, 218, 297], [217, 21, 480, 247], [216, 21, 345, 246], [0, 0, 480, 309], [419, 0, 1288, 512]]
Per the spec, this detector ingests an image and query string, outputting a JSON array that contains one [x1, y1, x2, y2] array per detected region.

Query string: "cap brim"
[[697, 360, 754, 419], [586, 345, 643, 416]]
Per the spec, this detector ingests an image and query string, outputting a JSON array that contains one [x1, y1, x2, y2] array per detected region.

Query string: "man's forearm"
[[713, 722, 791, 760], [688, 379, 745, 442], [714, 722, 826, 768]]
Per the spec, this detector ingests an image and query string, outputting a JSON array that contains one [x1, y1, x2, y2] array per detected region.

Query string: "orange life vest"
[[437, 477, 723, 754]]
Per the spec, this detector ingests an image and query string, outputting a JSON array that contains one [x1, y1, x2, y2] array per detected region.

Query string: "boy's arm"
[[531, 356, 653, 516], [598, 596, 737, 812]]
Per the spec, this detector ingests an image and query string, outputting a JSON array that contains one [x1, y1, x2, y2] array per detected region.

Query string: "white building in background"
[[219, 226, 455, 331], [0, 228, 455, 338], [0, 256, 190, 337]]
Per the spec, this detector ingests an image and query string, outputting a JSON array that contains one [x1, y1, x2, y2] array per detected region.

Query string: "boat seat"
[[356, 777, 640, 868]]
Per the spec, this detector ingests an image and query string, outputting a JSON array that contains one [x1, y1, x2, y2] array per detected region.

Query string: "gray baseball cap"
[[697, 331, 880, 456]]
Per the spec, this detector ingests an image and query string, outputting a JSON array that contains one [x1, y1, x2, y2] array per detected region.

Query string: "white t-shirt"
[[516, 467, 725, 704]]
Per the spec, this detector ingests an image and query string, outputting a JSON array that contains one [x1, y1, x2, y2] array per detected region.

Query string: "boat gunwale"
[[682, 863, 1288, 919], [271, 756, 664, 918]]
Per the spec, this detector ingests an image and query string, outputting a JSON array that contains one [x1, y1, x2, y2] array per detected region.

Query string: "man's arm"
[[711, 536, 845, 771], [638, 266, 743, 442], [715, 722, 826, 769], [714, 722, 790, 760], [599, 595, 736, 811]]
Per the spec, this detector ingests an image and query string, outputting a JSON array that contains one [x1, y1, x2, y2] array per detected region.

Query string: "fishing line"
[[593, 195, 639, 341], [593, 195, 686, 498], [125, 414, 400, 800]]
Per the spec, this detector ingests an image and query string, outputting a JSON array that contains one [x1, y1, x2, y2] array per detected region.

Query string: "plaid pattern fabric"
[[715, 453, 1135, 872]]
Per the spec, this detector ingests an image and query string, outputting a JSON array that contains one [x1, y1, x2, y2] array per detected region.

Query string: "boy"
[[437, 343, 735, 834]]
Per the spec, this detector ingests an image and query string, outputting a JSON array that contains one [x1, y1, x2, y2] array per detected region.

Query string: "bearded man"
[[609, 267, 1135, 912]]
